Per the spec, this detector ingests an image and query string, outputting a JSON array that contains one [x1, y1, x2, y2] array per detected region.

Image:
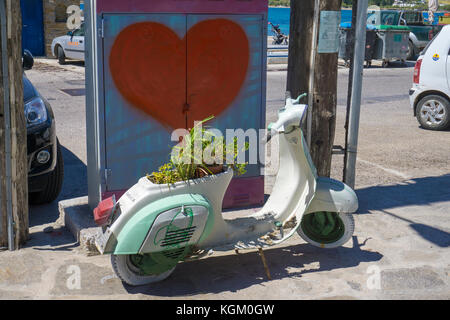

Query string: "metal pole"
[[306, 0, 320, 148], [85, 0, 102, 209], [343, 0, 358, 181], [0, 0, 4, 248], [0, 0, 15, 250], [344, 0, 368, 189]]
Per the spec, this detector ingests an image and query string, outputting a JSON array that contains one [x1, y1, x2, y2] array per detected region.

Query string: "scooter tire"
[[111, 254, 176, 286], [297, 212, 355, 249]]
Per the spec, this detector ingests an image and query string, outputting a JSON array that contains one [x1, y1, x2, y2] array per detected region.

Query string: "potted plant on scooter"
[[148, 115, 249, 185]]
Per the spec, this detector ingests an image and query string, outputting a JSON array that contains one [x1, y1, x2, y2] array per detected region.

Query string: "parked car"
[[51, 23, 85, 65], [409, 25, 450, 131], [23, 50, 64, 203], [366, 9, 443, 60]]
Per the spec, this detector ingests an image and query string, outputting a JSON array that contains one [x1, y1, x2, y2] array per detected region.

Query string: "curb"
[[58, 196, 102, 255], [267, 64, 287, 72]]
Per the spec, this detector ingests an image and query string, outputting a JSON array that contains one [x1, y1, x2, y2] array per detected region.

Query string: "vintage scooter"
[[93, 93, 359, 286]]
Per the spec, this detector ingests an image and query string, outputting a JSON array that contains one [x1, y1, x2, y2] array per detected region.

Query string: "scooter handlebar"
[[268, 93, 308, 135]]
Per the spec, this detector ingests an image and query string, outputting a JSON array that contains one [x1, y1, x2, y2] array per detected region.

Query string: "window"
[[72, 23, 84, 36], [55, 3, 67, 23], [381, 12, 398, 25]]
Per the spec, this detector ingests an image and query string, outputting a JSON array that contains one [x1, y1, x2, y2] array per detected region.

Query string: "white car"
[[51, 23, 85, 64], [409, 25, 450, 130]]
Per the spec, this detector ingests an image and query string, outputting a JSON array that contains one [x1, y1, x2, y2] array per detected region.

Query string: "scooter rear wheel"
[[111, 254, 176, 286], [297, 212, 354, 249]]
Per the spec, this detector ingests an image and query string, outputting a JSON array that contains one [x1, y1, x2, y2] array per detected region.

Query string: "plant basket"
[[194, 164, 225, 179]]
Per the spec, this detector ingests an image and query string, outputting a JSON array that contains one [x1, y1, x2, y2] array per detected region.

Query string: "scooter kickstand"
[[258, 248, 272, 280]]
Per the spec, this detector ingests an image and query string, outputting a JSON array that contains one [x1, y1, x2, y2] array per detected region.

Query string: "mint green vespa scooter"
[[94, 93, 358, 286]]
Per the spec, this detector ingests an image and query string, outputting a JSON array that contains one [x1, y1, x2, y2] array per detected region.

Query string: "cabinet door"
[[186, 14, 264, 177], [101, 13, 264, 192], [102, 14, 187, 191]]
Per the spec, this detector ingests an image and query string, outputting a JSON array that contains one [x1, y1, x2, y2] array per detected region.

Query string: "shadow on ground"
[[26, 145, 87, 249], [367, 60, 415, 69], [356, 174, 450, 248], [61, 60, 85, 67], [416, 124, 450, 132], [122, 236, 382, 296], [357, 174, 450, 213]]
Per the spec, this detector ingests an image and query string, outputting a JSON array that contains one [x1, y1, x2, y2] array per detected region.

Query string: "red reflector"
[[413, 59, 422, 84], [93, 195, 116, 226]]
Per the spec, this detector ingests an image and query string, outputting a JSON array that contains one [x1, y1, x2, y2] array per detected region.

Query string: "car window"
[[72, 24, 84, 37], [367, 11, 399, 26], [421, 30, 441, 56], [404, 11, 423, 25], [381, 12, 398, 25]]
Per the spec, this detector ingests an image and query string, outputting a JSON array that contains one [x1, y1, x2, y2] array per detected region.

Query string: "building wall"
[[42, 0, 81, 56]]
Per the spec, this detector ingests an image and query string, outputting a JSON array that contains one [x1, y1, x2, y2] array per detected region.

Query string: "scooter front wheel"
[[297, 212, 354, 249], [111, 254, 176, 286]]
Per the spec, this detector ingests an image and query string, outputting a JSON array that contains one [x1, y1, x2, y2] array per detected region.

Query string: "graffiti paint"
[[109, 19, 249, 130]]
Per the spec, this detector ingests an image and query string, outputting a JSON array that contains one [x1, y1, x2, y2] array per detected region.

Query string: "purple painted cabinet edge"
[[96, 0, 268, 14]]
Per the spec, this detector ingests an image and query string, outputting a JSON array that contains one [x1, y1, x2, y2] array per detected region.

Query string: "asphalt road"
[[28, 59, 449, 197], [4, 59, 447, 300]]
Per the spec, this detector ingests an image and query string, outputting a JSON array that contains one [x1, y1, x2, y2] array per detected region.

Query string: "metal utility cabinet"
[[84, 0, 268, 209], [373, 26, 410, 66]]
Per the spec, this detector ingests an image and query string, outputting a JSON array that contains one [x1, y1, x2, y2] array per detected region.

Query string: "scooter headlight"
[[24, 97, 48, 127]]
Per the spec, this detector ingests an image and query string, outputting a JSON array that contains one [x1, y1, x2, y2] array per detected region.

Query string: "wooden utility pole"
[[287, 0, 343, 177], [0, 0, 28, 249]]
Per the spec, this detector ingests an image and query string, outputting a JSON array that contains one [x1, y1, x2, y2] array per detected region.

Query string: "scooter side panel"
[[139, 205, 209, 254], [110, 194, 212, 255], [306, 177, 359, 214]]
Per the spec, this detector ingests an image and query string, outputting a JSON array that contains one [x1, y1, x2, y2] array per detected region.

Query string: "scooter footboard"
[[96, 194, 213, 255], [305, 177, 358, 215]]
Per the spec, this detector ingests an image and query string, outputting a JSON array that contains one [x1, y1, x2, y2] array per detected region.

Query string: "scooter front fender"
[[96, 194, 213, 255], [306, 177, 358, 215]]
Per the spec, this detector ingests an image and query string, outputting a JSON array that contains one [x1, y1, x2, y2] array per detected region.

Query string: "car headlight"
[[24, 97, 48, 127]]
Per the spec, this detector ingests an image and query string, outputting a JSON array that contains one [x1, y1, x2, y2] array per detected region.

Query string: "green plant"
[[148, 116, 249, 185], [268, 0, 290, 7]]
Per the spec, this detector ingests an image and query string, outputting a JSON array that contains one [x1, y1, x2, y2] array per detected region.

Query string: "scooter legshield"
[[109, 194, 213, 255], [306, 177, 359, 215]]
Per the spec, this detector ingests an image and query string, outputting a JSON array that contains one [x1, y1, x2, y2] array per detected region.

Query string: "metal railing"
[[267, 44, 288, 58]]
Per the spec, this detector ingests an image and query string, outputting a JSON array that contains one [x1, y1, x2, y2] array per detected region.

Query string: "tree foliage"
[[268, 0, 290, 7]]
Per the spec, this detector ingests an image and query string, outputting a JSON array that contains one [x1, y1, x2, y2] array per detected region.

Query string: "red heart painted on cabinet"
[[109, 19, 249, 130]]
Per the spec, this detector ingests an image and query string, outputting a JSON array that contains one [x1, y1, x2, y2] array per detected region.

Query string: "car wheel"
[[30, 141, 64, 204], [406, 41, 416, 61], [57, 46, 66, 65], [416, 95, 450, 131]]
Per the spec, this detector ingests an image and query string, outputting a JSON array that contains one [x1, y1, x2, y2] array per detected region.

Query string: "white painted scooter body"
[[100, 97, 358, 254]]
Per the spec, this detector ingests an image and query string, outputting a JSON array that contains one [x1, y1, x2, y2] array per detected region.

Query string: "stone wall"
[[42, 0, 81, 57]]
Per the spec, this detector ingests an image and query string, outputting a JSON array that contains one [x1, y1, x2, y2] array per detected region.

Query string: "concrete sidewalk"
[[0, 173, 448, 300], [0, 58, 447, 300]]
